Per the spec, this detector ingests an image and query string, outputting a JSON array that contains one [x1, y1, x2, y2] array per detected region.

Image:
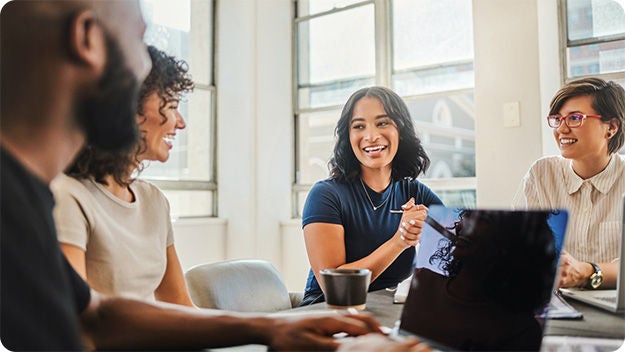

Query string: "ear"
[[609, 117, 620, 134], [68, 10, 106, 74]]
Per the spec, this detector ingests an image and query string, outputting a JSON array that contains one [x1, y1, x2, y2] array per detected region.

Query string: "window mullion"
[[374, 0, 392, 87]]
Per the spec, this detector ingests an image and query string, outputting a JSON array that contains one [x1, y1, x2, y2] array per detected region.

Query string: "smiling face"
[[349, 96, 399, 173], [137, 92, 186, 163], [554, 95, 611, 162]]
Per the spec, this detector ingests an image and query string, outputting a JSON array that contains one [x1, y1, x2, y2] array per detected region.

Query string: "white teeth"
[[163, 136, 175, 144], [560, 138, 577, 145], [364, 146, 386, 152]]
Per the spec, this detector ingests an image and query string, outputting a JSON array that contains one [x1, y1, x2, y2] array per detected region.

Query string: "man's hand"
[[266, 314, 382, 351]]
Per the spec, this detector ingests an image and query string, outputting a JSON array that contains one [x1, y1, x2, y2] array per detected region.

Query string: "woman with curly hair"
[[300, 86, 443, 305], [51, 46, 195, 306], [401, 209, 557, 351]]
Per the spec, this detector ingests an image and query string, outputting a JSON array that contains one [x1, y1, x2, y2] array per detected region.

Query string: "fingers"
[[339, 313, 383, 334], [401, 198, 416, 210]]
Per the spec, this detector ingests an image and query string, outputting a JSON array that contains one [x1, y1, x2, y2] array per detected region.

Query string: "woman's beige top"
[[514, 154, 624, 263], [51, 174, 174, 301]]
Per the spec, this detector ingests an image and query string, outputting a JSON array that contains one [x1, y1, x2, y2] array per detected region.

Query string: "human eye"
[[377, 118, 394, 127], [351, 123, 364, 130], [568, 113, 583, 122]]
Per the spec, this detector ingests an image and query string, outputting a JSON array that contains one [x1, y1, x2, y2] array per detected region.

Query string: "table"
[[289, 289, 625, 349]]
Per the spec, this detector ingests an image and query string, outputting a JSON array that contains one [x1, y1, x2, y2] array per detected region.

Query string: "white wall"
[[176, 0, 565, 291], [473, 0, 561, 208]]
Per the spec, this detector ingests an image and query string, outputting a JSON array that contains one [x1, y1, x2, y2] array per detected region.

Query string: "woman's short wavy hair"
[[328, 86, 430, 182], [67, 45, 194, 186], [549, 77, 625, 154], [430, 210, 557, 313]]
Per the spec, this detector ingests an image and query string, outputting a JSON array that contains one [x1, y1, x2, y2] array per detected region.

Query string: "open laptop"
[[395, 206, 569, 351], [559, 196, 625, 313]]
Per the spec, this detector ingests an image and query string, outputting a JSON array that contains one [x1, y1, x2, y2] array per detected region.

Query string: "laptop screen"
[[400, 206, 568, 351]]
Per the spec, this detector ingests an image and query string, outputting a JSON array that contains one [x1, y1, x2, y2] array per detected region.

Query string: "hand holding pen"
[[391, 197, 428, 248]]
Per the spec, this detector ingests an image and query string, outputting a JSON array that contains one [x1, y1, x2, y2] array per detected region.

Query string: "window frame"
[[141, 0, 218, 218]]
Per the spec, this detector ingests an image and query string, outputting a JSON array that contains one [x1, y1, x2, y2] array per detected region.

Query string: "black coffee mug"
[[319, 268, 371, 310]]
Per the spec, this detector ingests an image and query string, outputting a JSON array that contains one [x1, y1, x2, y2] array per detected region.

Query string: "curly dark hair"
[[67, 45, 195, 186], [549, 77, 625, 154], [328, 86, 430, 182], [429, 209, 557, 313]]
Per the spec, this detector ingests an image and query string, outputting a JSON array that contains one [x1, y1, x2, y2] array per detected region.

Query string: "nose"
[[175, 111, 186, 130], [556, 119, 571, 134], [364, 125, 380, 141]]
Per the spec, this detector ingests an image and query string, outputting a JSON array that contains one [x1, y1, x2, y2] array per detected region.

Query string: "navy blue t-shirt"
[[302, 177, 442, 299]]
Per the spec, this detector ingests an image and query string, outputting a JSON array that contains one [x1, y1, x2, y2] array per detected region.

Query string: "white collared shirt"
[[513, 154, 625, 263]]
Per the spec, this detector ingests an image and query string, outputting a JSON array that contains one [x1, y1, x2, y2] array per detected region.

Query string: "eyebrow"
[[350, 114, 390, 124]]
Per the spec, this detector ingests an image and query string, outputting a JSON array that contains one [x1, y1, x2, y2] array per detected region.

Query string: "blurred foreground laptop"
[[559, 196, 625, 313], [394, 206, 568, 351]]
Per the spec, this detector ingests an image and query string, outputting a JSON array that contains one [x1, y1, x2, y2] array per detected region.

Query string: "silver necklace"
[[359, 178, 391, 211]]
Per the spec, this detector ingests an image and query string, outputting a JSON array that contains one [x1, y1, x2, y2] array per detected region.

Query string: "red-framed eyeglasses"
[[546, 113, 603, 128]]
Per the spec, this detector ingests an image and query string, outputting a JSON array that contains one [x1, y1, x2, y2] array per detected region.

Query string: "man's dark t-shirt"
[[1, 147, 90, 350]]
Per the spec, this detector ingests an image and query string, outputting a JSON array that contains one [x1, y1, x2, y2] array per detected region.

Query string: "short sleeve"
[[52, 176, 90, 251], [412, 179, 443, 207], [513, 164, 540, 210], [163, 194, 174, 247], [302, 181, 343, 228]]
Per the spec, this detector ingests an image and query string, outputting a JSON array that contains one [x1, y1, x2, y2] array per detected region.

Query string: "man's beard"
[[76, 33, 141, 152]]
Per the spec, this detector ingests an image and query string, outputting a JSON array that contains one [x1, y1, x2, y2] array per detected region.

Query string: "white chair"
[[185, 259, 303, 312]]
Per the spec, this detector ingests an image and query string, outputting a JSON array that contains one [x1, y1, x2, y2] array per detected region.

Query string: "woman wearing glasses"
[[300, 86, 442, 306], [514, 77, 625, 289]]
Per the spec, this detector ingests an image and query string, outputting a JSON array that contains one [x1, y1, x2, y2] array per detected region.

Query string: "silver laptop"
[[559, 196, 625, 313]]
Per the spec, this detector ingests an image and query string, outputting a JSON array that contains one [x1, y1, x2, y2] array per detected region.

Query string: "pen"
[[389, 209, 404, 214]]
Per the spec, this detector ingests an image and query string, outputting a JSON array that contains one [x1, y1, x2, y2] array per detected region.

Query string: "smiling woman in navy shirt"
[[301, 86, 443, 305]]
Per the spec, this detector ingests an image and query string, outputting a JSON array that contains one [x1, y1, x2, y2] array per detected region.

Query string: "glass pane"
[[143, 0, 211, 85], [297, 0, 368, 17], [404, 93, 475, 179], [163, 190, 214, 218], [567, 0, 625, 41], [141, 89, 212, 181], [297, 5, 375, 85], [392, 0, 474, 70], [392, 62, 474, 96], [189, 0, 213, 85], [297, 110, 341, 184], [567, 39, 625, 77], [432, 189, 476, 208], [298, 77, 375, 109], [143, 0, 191, 61]]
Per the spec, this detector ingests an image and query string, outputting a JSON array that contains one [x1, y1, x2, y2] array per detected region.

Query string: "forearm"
[[599, 261, 619, 288], [337, 237, 407, 282], [82, 295, 272, 350]]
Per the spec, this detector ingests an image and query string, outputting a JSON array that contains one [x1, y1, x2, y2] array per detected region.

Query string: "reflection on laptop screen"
[[400, 206, 568, 351]]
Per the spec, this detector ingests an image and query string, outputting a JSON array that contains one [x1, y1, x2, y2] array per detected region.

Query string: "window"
[[294, 0, 476, 216], [562, 0, 625, 84], [141, 0, 216, 218], [562, 0, 625, 155]]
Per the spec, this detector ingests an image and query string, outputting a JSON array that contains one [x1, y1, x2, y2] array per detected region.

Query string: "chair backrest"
[[185, 259, 293, 312]]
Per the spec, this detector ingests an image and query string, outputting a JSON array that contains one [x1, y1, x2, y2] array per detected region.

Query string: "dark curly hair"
[[429, 209, 557, 313], [549, 77, 625, 154], [328, 86, 430, 182], [67, 45, 195, 186]]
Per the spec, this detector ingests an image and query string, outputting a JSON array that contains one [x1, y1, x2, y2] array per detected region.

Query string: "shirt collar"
[[564, 154, 618, 195]]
